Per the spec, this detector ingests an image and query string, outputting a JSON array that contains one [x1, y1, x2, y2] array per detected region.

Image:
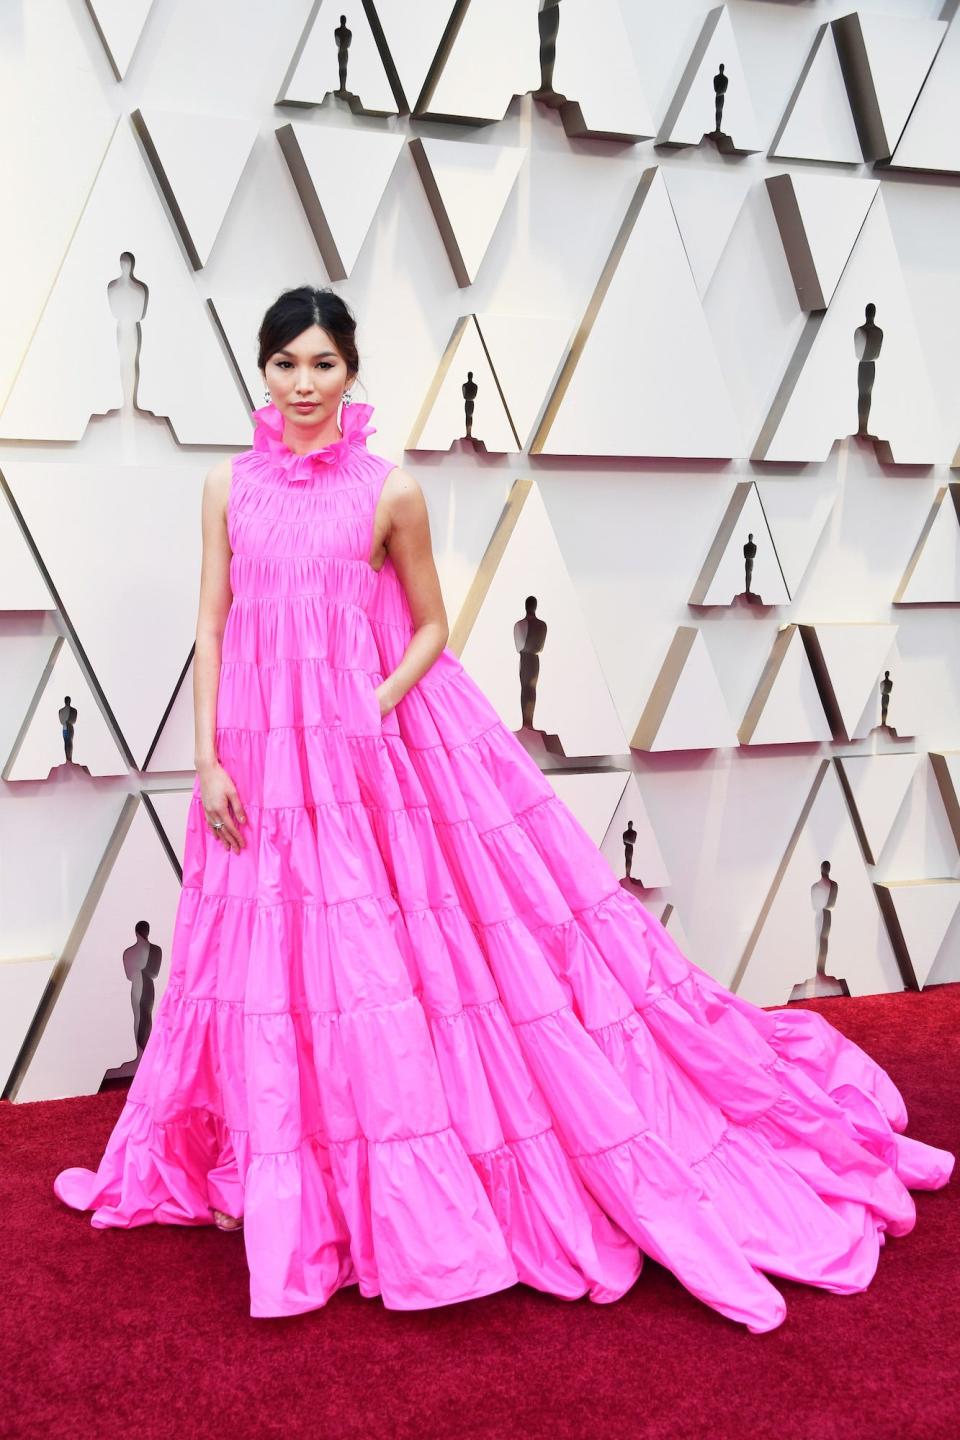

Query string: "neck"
[[281, 410, 343, 455]]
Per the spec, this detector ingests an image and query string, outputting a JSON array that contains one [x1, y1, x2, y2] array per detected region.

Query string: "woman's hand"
[[198, 760, 247, 852], [373, 681, 398, 719]]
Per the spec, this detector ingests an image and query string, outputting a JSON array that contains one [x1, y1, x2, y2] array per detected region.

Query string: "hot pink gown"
[[54, 401, 954, 1331]]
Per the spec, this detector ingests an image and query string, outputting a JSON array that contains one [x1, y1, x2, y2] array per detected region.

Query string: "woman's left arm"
[[372, 467, 449, 716]]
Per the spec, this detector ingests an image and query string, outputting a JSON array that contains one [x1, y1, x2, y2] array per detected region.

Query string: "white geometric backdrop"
[[2, 0, 959, 1101]]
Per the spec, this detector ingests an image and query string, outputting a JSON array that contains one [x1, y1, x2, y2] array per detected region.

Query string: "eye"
[[273, 360, 334, 369]]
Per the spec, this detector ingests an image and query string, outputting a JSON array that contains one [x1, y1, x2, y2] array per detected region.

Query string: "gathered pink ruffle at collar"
[[250, 400, 377, 480]]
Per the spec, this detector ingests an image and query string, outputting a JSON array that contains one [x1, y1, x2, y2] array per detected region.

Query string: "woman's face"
[[263, 324, 355, 427]]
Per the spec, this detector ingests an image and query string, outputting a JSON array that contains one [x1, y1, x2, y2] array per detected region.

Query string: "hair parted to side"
[[257, 285, 361, 386]]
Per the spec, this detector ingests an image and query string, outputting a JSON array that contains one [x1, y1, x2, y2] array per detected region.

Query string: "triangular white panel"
[[836, 753, 924, 866], [452, 480, 629, 757], [770, 23, 862, 165], [658, 5, 762, 154], [631, 627, 738, 753], [0, 493, 54, 609], [736, 761, 904, 1006], [756, 191, 942, 464], [548, 770, 670, 889], [0, 123, 249, 445], [409, 137, 524, 288], [739, 625, 832, 747], [4, 635, 126, 780], [407, 315, 518, 453], [473, 313, 571, 450], [662, 167, 750, 300], [895, 484, 960, 604], [16, 798, 181, 1101], [207, 294, 265, 407], [417, 0, 541, 123], [533, 168, 740, 460], [931, 751, 960, 855], [4, 463, 204, 768], [877, 879, 960, 989], [144, 653, 197, 774], [689, 483, 790, 607], [658, 902, 693, 960], [601, 773, 671, 888], [833, 12, 947, 162], [538, 0, 656, 141], [923, 895, 960, 988], [144, 786, 196, 874], [276, 0, 398, 114], [801, 623, 898, 742], [755, 475, 837, 597], [0, 632, 61, 777], [131, 108, 258, 270], [0, 77, 114, 413], [890, 16, 960, 175], [365, 0, 460, 112], [277, 123, 404, 280], [85, 0, 156, 80], [849, 638, 921, 742], [0, 956, 57, 1093], [548, 770, 629, 848], [765, 174, 878, 312]]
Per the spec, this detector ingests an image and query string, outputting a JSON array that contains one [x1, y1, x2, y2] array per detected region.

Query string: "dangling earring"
[[342, 389, 353, 406], [263, 389, 270, 402]]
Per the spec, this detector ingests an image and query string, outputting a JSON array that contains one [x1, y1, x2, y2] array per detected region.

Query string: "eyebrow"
[[275, 348, 337, 358]]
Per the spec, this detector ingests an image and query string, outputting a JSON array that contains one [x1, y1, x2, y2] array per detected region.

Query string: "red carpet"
[[4, 983, 959, 1440]]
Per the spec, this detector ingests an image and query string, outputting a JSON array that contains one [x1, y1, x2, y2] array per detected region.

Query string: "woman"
[[54, 286, 954, 1331]]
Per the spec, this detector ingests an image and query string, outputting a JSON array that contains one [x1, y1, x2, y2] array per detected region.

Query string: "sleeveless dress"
[[53, 399, 954, 1332]]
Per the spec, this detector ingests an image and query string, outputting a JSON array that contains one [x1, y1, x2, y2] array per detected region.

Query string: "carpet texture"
[[3, 982, 958, 1440]]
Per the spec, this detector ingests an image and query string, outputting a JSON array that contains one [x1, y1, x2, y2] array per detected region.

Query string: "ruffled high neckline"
[[250, 400, 377, 481]]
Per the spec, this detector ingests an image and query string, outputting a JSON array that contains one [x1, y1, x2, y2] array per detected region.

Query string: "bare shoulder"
[[381, 464, 426, 518], [204, 457, 233, 495], [202, 457, 233, 517]]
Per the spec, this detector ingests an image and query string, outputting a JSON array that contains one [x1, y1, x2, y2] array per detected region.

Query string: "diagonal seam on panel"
[[414, 0, 482, 119], [797, 623, 843, 742], [893, 484, 953, 602], [931, 751, 960, 852], [474, 317, 522, 451], [141, 644, 194, 773], [360, 0, 409, 112], [531, 167, 657, 454], [731, 758, 830, 993], [276, 0, 320, 106], [872, 885, 921, 990], [0, 634, 62, 781], [408, 137, 470, 287], [1, 116, 120, 415], [832, 15, 885, 164], [754, 182, 880, 458], [448, 478, 531, 655], [752, 312, 823, 461], [0, 466, 138, 769], [656, 5, 724, 144], [769, 23, 832, 158], [3, 794, 140, 1102]]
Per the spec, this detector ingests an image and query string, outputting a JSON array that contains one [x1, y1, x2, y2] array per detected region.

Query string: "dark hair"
[[257, 285, 360, 383]]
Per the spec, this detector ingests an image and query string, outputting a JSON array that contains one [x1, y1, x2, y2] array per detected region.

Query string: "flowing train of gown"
[[54, 400, 955, 1332]]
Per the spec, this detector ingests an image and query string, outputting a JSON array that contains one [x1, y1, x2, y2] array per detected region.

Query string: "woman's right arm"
[[193, 459, 246, 852]]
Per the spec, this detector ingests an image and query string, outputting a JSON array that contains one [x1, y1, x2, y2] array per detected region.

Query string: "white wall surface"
[[2, 0, 959, 1098]]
